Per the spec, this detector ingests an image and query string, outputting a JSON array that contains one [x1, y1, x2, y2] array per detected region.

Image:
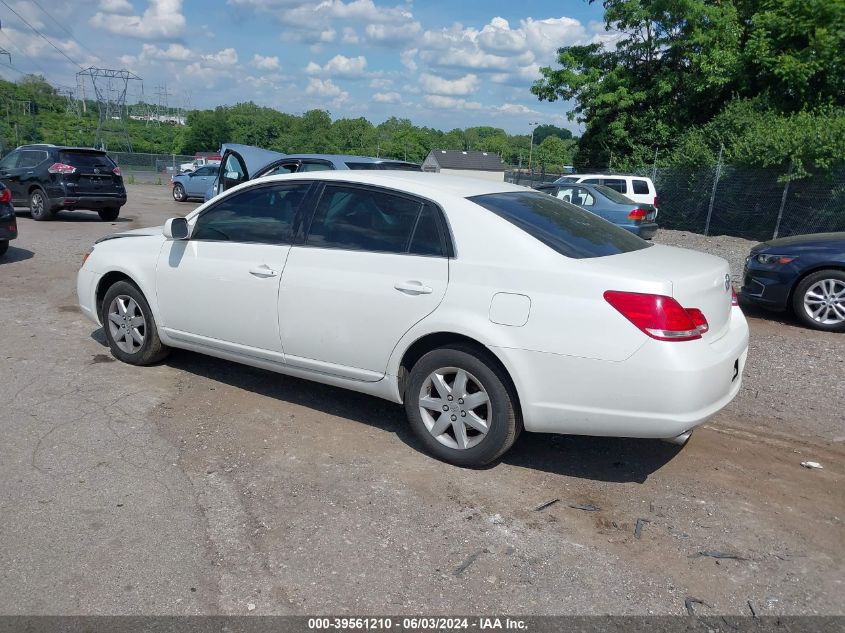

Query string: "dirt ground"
[[0, 183, 842, 616]]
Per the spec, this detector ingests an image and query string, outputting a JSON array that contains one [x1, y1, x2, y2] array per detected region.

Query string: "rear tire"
[[405, 345, 521, 466], [101, 280, 170, 365], [29, 189, 53, 221], [792, 269, 845, 332], [98, 207, 120, 222], [0, 240, 8, 257]]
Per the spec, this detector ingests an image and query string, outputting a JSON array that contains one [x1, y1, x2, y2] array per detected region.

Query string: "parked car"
[[555, 173, 658, 210], [0, 182, 17, 256], [172, 165, 219, 202], [206, 143, 421, 200], [739, 232, 845, 332], [535, 182, 658, 239], [78, 172, 748, 466], [179, 153, 221, 173], [0, 144, 127, 221]]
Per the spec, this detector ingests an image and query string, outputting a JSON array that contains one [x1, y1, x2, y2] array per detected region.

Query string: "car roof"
[[567, 173, 653, 180], [16, 144, 107, 153], [238, 170, 527, 199], [221, 143, 286, 175], [286, 154, 416, 165]]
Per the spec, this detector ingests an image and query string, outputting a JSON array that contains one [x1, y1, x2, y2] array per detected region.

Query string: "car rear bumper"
[[622, 222, 658, 240], [51, 194, 127, 210], [0, 213, 17, 241], [495, 307, 749, 439]]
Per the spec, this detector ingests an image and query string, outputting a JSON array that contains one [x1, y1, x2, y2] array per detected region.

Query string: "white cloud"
[[305, 54, 368, 77], [424, 95, 482, 111], [320, 28, 337, 42], [252, 54, 280, 71], [400, 49, 418, 72], [365, 21, 422, 45], [202, 48, 239, 66], [419, 73, 480, 96], [494, 103, 539, 115], [98, 0, 134, 14], [373, 91, 401, 103], [90, 0, 186, 40], [368, 77, 392, 89], [341, 27, 359, 44], [305, 77, 347, 99]]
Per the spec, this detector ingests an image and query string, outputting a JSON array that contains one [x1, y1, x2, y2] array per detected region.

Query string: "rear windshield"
[[592, 184, 636, 205], [59, 151, 115, 169], [469, 191, 651, 259], [345, 161, 421, 171]]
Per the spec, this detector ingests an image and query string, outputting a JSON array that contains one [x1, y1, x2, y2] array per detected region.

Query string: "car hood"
[[95, 226, 163, 243], [221, 143, 286, 177], [754, 231, 845, 252]]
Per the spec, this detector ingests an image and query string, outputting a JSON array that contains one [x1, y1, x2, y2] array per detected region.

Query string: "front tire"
[[29, 189, 53, 221], [405, 345, 521, 466], [101, 281, 170, 365], [172, 183, 186, 202], [792, 269, 845, 332], [98, 207, 120, 221], [0, 240, 8, 257]]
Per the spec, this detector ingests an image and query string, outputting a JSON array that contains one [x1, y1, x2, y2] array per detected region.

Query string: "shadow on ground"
[[144, 346, 681, 484], [0, 245, 34, 264], [15, 209, 134, 223]]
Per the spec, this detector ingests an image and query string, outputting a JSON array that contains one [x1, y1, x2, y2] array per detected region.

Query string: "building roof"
[[425, 150, 505, 172]]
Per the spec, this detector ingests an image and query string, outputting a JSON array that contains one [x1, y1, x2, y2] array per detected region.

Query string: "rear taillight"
[[112, 166, 122, 176], [603, 291, 708, 342], [628, 208, 648, 221], [653, 196, 658, 207], [0, 188, 10, 203], [48, 162, 76, 175], [731, 287, 739, 307]]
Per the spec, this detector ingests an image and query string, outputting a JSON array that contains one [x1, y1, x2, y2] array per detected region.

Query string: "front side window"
[[193, 166, 216, 177], [20, 150, 49, 168], [306, 185, 424, 254], [556, 187, 594, 206], [221, 153, 247, 191], [193, 183, 312, 244], [469, 191, 650, 259]]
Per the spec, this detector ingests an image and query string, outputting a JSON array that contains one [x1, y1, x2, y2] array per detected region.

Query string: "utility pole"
[[527, 121, 539, 170]]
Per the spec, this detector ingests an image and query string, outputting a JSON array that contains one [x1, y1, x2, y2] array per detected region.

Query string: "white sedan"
[[77, 172, 749, 466]]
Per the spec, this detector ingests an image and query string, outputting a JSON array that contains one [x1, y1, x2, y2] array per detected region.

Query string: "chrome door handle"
[[394, 281, 433, 295], [249, 265, 278, 278]]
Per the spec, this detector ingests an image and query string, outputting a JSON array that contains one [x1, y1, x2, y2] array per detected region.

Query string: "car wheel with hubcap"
[[792, 269, 845, 332], [98, 207, 120, 221], [172, 183, 186, 202], [405, 345, 521, 466], [29, 189, 53, 221], [101, 280, 170, 365]]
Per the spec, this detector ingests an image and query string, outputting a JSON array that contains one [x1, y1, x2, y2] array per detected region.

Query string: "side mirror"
[[163, 217, 189, 240]]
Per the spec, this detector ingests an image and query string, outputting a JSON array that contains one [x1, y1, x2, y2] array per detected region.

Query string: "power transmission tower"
[[153, 83, 171, 124], [76, 67, 142, 151], [57, 88, 79, 116], [0, 19, 10, 65]]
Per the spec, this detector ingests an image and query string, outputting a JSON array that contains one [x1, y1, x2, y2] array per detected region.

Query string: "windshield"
[[469, 191, 651, 259], [59, 151, 115, 169]]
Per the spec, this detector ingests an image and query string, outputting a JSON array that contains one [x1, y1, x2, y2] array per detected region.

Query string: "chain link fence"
[[506, 164, 845, 241], [108, 151, 195, 184]]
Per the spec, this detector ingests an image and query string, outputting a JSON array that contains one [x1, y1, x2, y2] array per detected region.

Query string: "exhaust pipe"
[[662, 431, 692, 446]]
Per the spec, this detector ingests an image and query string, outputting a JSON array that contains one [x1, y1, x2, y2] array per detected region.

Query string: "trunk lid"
[[58, 150, 124, 194], [585, 244, 734, 339]]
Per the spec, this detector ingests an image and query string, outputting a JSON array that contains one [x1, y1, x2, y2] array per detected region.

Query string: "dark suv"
[[0, 145, 127, 221]]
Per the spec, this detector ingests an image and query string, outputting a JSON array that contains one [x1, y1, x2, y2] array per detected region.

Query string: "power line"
[[0, 0, 82, 69], [0, 31, 52, 78], [29, 0, 97, 62]]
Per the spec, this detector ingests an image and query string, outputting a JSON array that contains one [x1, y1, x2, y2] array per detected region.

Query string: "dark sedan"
[[535, 182, 658, 239], [739, 232, 845, 332], [0, 182, 17, 257]]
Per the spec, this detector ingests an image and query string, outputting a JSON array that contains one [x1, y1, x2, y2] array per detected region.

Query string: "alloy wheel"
[[418, 367, 491, 450], [107, 295, 146, 354], [803, 279, 845, 326]]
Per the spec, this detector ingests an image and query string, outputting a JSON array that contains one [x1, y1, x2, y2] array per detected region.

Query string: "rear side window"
[[632, 179, 650, 195], [345, 162, 380, 170], [408, 205, 446, 256], [307, 185, 423, 253], [468, 192, 650, 259], [58, 151, 115, 169], [603, 178, 627, 193], [299, 161, 333, 172]]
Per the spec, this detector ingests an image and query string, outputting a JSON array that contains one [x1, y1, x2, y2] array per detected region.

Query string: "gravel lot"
[[0, 185, 842, 616]]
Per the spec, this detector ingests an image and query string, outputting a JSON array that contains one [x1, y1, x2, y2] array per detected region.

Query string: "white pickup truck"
[[179, 156, 221, 173]]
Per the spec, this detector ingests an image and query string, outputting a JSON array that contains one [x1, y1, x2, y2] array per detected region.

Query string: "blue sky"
[[0, 0, 610, 134]]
